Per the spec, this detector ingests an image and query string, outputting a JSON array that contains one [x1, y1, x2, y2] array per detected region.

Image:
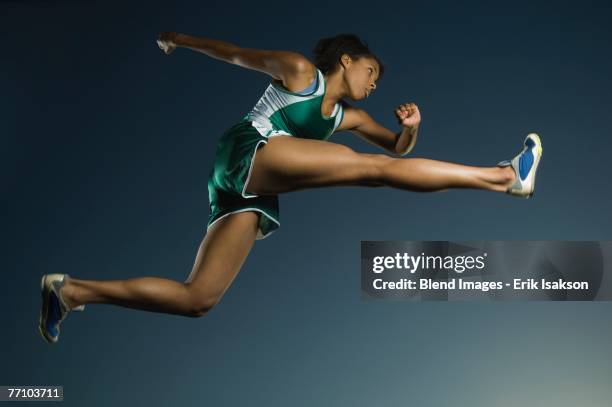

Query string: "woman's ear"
[[340, 53, 352, 70]]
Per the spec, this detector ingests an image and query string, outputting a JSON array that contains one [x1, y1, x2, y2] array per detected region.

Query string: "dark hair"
[[313, 33, 385, 79]]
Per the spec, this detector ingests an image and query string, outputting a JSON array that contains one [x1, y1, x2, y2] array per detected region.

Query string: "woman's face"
[[341, 55, 380, 101]]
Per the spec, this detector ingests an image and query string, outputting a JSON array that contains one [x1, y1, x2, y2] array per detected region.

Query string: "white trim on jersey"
[[247, 68, 343, 136], [207, 207, 280, 240]]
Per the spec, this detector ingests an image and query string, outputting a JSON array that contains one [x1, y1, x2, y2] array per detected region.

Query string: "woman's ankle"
[[501, 166, 516, 188], [60, 276, 81, 310]]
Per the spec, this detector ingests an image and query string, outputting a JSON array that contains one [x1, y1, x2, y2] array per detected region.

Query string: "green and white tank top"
[[244, 68, 344, 141]]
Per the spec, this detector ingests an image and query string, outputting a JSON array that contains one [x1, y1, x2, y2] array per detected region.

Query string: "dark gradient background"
[[3, 0, 612, 405]]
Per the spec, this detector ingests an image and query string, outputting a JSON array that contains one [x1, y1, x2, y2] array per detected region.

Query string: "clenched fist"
[[395, 103, 421, 128], [157, 32, 179, 55]]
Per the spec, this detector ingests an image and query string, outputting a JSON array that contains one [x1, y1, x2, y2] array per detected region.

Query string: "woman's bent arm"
[[336, 103, 421, 156]]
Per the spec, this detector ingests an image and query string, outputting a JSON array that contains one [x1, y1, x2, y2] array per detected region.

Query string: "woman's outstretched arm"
[[156, 32, 313, 84]]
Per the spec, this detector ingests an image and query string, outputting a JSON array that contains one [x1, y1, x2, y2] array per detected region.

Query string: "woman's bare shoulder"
[[270, 54, 317, 93]]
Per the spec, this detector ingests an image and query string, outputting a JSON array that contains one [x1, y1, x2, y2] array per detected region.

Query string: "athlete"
[[39, 32, 542, 343]]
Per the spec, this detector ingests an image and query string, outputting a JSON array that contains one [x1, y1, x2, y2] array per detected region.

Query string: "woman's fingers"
[[397, 103, 416, 111], [395, 103, 420, 122], [397, 104, 415, 116], [395, 103, 421, 126], [156, 32, 178, 54]]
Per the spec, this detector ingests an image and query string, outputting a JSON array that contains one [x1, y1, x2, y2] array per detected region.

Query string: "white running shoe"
[[39, 274, 85, 344], [497, 133, 543, 198]]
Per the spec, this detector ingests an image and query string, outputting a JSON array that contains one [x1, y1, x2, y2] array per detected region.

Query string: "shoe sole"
[[39, 275, 58, 344], [509, 133, 543, 199], [525, 133, 543, 198]]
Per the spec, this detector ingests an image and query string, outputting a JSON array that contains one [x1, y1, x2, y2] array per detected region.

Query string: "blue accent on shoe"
[[497, 133, 542, 198], [45, 290, 63, 340], [519, 148, 534, 181]]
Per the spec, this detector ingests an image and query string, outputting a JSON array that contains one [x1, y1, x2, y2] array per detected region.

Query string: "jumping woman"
[[39, 33, 542, 343]]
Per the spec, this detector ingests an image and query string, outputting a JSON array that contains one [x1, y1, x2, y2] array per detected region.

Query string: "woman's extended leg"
[[59, 211, 260, 317], [246, 135, 516, 195]]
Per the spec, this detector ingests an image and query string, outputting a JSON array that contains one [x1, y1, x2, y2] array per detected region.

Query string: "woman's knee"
[[361, 153, 394, 186]]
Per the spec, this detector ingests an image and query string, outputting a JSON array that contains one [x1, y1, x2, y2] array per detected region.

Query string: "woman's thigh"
[[184, 211, 259, 307], [246, 135, 390, 195]]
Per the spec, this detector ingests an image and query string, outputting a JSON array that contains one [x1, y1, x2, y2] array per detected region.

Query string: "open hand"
[[395, 103, 421, 128], [157, 32, 178, 55]]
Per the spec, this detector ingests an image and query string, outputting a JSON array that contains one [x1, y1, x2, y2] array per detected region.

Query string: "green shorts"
[[207, 119, 285, 240]]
